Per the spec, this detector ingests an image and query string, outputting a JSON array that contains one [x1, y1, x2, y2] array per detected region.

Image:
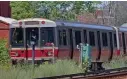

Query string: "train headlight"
[[47, 52, 52, 56], [11, 52, 19, 57]]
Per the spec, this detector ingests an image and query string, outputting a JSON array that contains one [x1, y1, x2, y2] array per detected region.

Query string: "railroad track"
[[35, 67, 127, 79]]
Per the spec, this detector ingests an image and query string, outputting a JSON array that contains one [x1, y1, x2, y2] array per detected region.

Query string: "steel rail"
[[73, 69, 127, 79], [34, 67, 127, 79]]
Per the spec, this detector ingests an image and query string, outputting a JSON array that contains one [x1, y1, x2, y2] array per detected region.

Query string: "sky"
[[97, 1, 109, 9]]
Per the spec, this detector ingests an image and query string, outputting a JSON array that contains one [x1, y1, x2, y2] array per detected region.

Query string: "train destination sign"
[[25, 21, 39, 25]]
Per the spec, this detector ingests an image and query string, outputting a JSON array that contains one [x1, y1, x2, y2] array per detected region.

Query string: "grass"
[[1, 54, 127, 79], [1, 55, 127, 79], [0, 39, 85, 79], [103, 55, 127, 69], [0, 59, 84, 79]]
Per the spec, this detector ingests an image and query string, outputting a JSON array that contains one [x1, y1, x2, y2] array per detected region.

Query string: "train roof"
[[115, 23, 127, 32], [119, 27, 127, 31], [11, 18, 114, 30], [55, 20, 114, 30], [56, 20, 127, 32], [18, 18, 55, 23], [10, 18, 127, 31], [10, 18, 56, 28], [0, 16, 17, 24]]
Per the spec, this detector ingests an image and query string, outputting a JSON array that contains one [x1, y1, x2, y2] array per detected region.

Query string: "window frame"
[[113, 32, 117, 48], [83, 29, 88, 44], [25, 27, 39, 47], [101, 32, 109, 47], [74, 30, 82, 46], [108, 31, 114, 49], [119, 32, 123, 48], [122, 32, 126, 54], [10, 28, 25, 48], [40, 27, 55, 47], [88, 30, 97, 47], [73, 28, 83, 48], [57, 28, 68, 47]]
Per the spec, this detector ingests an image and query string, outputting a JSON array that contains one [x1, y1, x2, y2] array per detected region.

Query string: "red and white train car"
[[9, 18, 127, 66]]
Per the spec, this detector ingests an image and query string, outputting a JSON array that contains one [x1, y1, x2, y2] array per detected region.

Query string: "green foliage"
[[84, 1, 101, 13], [0, 60, 83, 79], [103, 55, 127, 69], [0, 39, 10, 66], [73, 1, 85, 14], [34, 60, 83, 78], [10, 1, 36, 20], [10, 1, 101, 20], [81, 59, 90, 72], [34, 1, 101, 20]]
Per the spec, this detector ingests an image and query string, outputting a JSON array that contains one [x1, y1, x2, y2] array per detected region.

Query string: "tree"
[[10, 1, 36, 20], [34, 1, 75, 20], [113, 1, 127, 26], [85, 1, 101, 13], [97, 1, 127, 26], [11, 1, 101, 20]]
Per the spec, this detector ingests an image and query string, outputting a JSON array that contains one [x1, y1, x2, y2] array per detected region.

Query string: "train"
[[9, 18, 127, 70]]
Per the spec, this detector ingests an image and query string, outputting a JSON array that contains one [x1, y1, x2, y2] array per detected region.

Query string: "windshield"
[[40, 27, 54, 46], [10, 28, 24, 47], [26, 28, 39, 47], [10, 27, 55, 47]]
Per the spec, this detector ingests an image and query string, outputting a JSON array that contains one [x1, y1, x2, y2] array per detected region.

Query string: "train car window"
[[102, 32, 108, 47], [26, 28, 39, 47], [114, 34, 117, 47], [58, 30, 62, 45], [40, 27, 54, 46], [119, 33, 122, 47], [89, 31, 95, 46], [58, 29, 67, 46], [63, 30, 67, 45], [96, 31, 101, 60], [11, 28, 24, 47], [84, 30, 87, 44], [109, 32, 113, 60], [75, 31, 81, 45], [122, 33, 125, 47], [122, 32, 126, 54]]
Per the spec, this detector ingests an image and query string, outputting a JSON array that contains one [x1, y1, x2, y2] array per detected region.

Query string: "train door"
[[73, 29, 82, 61], [68, 29, 74, 59], [88, 30, 97, 61], [83, 30, 87, 44], [113, 33, 117, 57], [100, 31, 109, 61], [96, 31, 101, 61], [58, 28, 69, 59], [108, 32, 113, 60], [122, 32, 126, 54], [25, 28, 39, 59], [119, 33, 123, 55]]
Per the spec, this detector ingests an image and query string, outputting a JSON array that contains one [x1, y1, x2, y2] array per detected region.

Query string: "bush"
[[0, 39, 10, 66], [103, 55, 127, 69]]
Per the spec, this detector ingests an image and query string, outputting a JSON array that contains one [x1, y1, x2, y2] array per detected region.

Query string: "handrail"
[[112, 26, 120, 55]]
